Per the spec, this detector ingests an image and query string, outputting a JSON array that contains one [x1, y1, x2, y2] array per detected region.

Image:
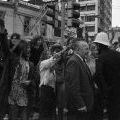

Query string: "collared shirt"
[[75, 53, 92, 77], [75, 53, 84, 62]]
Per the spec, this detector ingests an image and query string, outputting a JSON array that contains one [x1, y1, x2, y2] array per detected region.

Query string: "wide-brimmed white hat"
[[94, 32, 110, 46]]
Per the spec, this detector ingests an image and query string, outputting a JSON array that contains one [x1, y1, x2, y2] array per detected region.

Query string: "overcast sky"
[[112, 0, 120, 27]]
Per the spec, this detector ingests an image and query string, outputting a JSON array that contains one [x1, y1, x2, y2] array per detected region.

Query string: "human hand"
[[77, 106, 87, 112], [21, 80, 31, 86], [53, 52, 61, 60], [63, 108, 68, 113]]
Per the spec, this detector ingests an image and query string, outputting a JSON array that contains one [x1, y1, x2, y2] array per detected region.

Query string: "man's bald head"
[[73, 41, 89, 50], [73, 41, 89, 59]]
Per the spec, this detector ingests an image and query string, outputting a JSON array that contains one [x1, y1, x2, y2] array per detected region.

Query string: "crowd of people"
[[0, 17, 120, 120]]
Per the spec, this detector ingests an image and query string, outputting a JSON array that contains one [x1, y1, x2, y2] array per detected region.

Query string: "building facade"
[[0, 0, 48, 38], [109, 27, 120, 43], [76, 0, 112, 39], [99, 0, 112, 32]]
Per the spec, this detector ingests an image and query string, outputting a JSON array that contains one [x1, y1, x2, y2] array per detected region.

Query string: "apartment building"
[[76, 0, 112, 39]]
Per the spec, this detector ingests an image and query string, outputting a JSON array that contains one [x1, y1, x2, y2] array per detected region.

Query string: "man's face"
[[90, 43, 98, 58], [95, 43, 101, 54], [78, 42, 89, 59], [51, 48, 60, 56], [23, 44, 31, 60], [34, 39, 42, 49], [83, 45, 89, 58], [26, 45, 31, 58]]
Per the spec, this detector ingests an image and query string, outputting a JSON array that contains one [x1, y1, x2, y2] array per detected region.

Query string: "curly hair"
[[13, 40, 27, 57], [10, 33, 21, 40], [50, 43, 63, 53]]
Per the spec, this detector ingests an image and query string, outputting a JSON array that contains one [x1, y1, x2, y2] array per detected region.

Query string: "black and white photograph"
[[0, 0, 119, 120]]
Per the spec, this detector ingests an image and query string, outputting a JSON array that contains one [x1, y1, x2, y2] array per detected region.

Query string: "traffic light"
[[67, 1, 80, 28], [45, 4, 55, 26], [54, 20, 61, 37], [54, 4, 59, 28], [54, 4, 61, 37], [77, 27, 83, 39], [43, 3, 58, 28]]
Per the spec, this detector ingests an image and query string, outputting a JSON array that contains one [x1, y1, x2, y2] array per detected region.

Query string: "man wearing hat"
[[94, 32, 120, 120]]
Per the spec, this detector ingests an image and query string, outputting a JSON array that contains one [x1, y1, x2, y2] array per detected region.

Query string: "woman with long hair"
[[8, 40, 36, 120]]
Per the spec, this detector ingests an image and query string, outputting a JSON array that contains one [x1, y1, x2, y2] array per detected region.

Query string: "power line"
[[112, 5, 120, 7], [114, 8, 120, 10], [112, 5, 120, 9], [112, 1, 120, 4], [113, 7, 120, 9]]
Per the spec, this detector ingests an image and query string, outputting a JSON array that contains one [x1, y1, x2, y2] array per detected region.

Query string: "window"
[[58, 20, 61, 27], [80, 4, 95, 12], [86, 15, 95, 22], [81, 16, 85, 21], [24, 16, 31, 34], [80, 6, 86, 11], [86, 26, 95, 32], [0, 11, 5, 19], [54, 20, 61, 37], [54, 27, 61, 37], [40, 22, 46, 36], [87, 5, 95, 11]]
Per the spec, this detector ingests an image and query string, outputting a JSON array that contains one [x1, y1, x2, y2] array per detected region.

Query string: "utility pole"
[[13, 0, 18, 33], [61, 0, 65, 45]]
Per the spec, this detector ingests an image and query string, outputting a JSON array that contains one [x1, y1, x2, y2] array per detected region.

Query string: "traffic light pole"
[[13, 0, 18, 33], [61, 0, 65, 45]]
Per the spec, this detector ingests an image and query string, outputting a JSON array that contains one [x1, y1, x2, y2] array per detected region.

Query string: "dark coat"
[[30, 45, 43, 66], [38, 85, 56, 118], [94, 48, 120, 103], [0, 33, 11, 115], [65, 54, 94, 112]]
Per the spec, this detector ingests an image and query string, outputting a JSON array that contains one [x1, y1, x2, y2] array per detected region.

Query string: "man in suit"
[[94, 32, 120, 120], [65, 41, 94, 120]]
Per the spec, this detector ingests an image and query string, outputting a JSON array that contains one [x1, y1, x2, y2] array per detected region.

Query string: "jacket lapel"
[[74, 54, 92, 80]]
